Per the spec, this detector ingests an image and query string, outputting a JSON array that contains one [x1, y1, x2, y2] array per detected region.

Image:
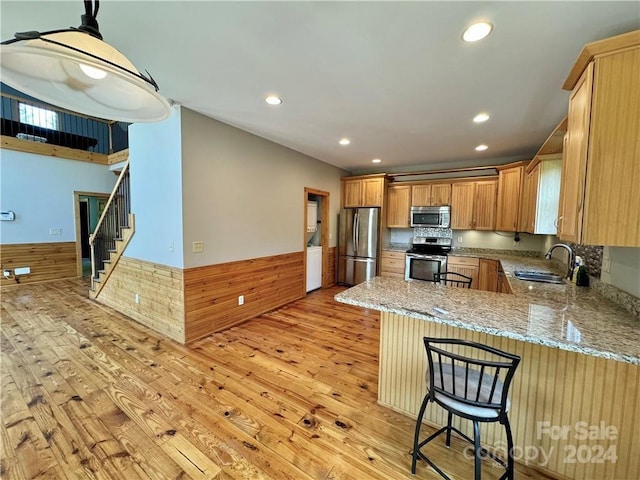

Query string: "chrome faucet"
[[545, 243, 575, 279]]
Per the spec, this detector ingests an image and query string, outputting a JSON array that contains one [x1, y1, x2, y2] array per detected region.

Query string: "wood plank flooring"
[[1, 279, 551, 480]]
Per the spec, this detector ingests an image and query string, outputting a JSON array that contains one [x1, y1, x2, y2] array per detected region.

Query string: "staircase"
[[89, 162, 135, 298]]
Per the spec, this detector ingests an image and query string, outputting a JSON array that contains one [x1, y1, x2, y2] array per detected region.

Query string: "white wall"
[[0, 150, 115, 244], [125, 107, 185, 268], [180, 108, 346, 268], [601, 246, 640, 298]]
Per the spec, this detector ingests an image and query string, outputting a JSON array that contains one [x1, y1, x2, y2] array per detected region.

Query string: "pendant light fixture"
[[0, 0, 171, 122]]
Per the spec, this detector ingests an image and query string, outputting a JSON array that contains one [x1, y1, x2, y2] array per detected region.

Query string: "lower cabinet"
[[478, 258, 499, 292], [446, 256, 479, 290], [448, 256, 511, 293], [380, 250, 406, 278]]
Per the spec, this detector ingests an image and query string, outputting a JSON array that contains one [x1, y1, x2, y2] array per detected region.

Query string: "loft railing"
[[0, 92, 129, 154], [89, 162, 131, 289]]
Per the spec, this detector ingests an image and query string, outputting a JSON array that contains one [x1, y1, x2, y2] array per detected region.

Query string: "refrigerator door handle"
[[353, 211, 359, 256]]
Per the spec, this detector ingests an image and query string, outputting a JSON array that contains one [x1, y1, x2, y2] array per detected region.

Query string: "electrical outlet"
[[238, 295, 244, 306], [49, 228, 62, 235], [134, 293, 140, 304], [457, 237, 463, 243], [602, 256, 612, 274], [169, 241, 174, 252], [192, 241, 204, 253]]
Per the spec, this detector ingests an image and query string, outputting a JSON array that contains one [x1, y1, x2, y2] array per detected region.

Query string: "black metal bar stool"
[[433, 271, 473, 288], [411, 337, 520, 480]]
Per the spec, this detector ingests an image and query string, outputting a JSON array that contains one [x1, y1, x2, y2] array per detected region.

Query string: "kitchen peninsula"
[[335, 255, 639, 479]]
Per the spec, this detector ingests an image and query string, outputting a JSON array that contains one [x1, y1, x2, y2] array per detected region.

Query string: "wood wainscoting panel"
[[95, 256, 185, 344], [184, 251, 305, 343], [379, 311, 640, 480], [324, 246, 336, 287], [0, 242, 77, 286]]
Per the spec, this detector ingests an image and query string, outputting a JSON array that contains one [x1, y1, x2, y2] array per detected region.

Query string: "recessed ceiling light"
[[473, 113, 490, 123], [372, 158, 382, 163], [339, 138, 351, 145], [265, 95, 282, 105], [475, 144, 488, 151], [462, 22, 493, 42]]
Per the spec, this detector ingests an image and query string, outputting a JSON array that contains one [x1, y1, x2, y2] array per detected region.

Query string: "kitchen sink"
[[513, 270, 565, 284]]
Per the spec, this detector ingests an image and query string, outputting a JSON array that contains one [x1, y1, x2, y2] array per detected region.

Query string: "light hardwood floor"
[[1, 279, 552, 480]]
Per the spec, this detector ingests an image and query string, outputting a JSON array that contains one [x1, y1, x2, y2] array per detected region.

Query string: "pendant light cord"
[[80, 0, 102, 40]]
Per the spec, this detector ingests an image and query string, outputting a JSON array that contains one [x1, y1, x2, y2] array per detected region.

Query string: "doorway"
[[74, 191, 109, 277], [304, 188, 330, 293]]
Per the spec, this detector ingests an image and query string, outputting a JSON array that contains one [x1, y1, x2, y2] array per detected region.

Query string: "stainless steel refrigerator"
[[338, 207, 379, 286]]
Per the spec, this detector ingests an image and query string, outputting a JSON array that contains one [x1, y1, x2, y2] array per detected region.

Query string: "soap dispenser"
[[571, 256, 582, 284], [576, 259, 589, 287]]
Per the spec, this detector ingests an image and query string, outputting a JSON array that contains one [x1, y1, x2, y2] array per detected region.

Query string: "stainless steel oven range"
[[405, 237, 452, 282]]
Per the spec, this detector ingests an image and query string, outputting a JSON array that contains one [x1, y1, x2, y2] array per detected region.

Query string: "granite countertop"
[[335, 254, 640, 365]]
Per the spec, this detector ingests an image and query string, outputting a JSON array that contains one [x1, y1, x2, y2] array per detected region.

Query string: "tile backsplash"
[[568, 243, 603, 278]]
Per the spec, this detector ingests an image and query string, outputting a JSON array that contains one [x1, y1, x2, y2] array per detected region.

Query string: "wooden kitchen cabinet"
[[341, 175, 386, 208], [451, 180, 497, 230], [431, 184, 452, 206], [496, 164, 526, 232], [380, 250, 406, 278], [558, 65, 591, 243], [446, 255, 479, 290], [411, 183, 452, 206], [386, 185, 411, 228], [478, 258, 499, 292], [519, 165, 536, 233], [451, 183, 475, 229], [559, 32, 640, 246]]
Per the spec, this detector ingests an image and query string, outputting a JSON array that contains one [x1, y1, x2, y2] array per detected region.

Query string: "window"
[[19, 102, 59, 130]]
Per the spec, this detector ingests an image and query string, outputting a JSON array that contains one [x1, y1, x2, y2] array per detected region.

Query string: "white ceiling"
[[1, 1, 639, 173]]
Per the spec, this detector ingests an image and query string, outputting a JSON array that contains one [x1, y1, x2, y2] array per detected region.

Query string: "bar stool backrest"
[[423, 337, 520, 419], [433, 271, 472, 288]]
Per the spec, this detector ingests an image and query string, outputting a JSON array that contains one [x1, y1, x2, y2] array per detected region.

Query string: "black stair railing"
[[89, 162, 131, 289]]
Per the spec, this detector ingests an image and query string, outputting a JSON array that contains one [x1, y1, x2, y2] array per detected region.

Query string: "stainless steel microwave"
[[410, 206, 451, 228]]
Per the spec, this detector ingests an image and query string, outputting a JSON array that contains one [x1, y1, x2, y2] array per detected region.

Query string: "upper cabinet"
[[520, 158, 562, 234], [341, 175, 386, 208], [411, 183, 452, 206], [558, 31, 640, 246], [520, 117, 566, 234], [386, 185, 411, 228], [496, 163, 526, 232], [451, 179, 497, 230]]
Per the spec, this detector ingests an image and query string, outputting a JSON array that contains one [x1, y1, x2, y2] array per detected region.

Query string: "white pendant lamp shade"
[[1, 2, 171, 123], [1, 32, 171, 122]]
